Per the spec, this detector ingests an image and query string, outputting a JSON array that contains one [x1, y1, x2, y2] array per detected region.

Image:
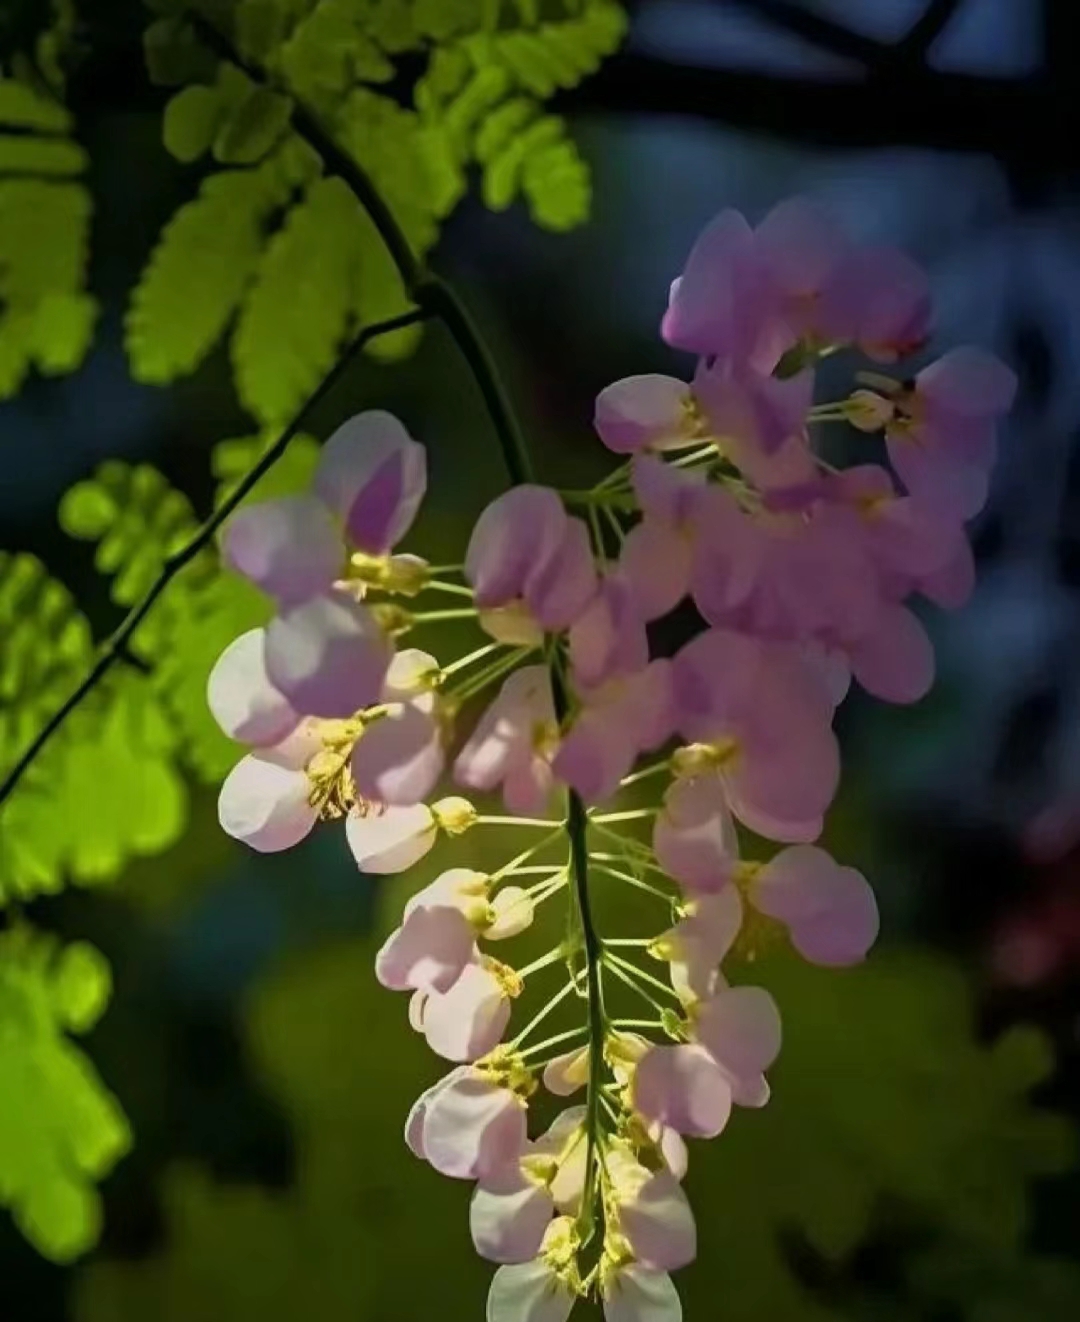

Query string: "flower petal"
[[314, 410, 426, 552], [207, 627, 300, 747], [487, 1260, 577, 1322], [351, 700, 444, 805], [217, 750, 317, 852], [264, 591, 391, 718], [345, 803, 436, 874], [603, 1266, 683, 1322], [632, 1043, 732, 1139], [221, 495, 341, 606], [594, 375, 692, 453], [375, 905, 476, 993], [695, 985, 782, 1080], [618, 1169, 696, 1272], [471, 1176, 554, 1264], [421, 963, 512, 1061], [466, 487, 568, 611]]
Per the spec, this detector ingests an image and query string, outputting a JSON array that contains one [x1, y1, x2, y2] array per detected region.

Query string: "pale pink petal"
[[819, 246, 931, 361], [917, 346, 1018, 418], [381, 647, 439, 701], [619, 527, 692, 624], [526, 517, 599, 631], [375, 905, 476, 993], [755, 196, 848, 303], [887, 433, 991, 520], [404, 1068, 466, 1160], [661, 887, 743, 1000], [603, 1266, 682, 1322], [551, 708, 636, 805], [594, 375, 692, 454], [754, 845, 878, 966], [264, 591, 391, 718], [421, 963, 512, 1061], [695, 359, 814, 457], [569, 578, 649, 689], [455, 666, 555, 792], [661, 209, 769, 360], [503, 757, 556, 818], [618, 1170, 696, 1272], [542, 1047, 590, 1096], [345, 803, 436, 873], [405, 867, 488, 920], [847, 604, 934, 704], [222, 495, 341, 605], [486, 886, 536, 940], [423, 1072, 527, 1181], [314, 410, 426, 552], [631, 455, 705, 526], [695, 986, 781, 1080], [920, 535, 975, 609], [465, 487, 568, 611], [217, 751, 317, 852], [471, 1174, 554, 1264], [658, 1128, 688, 1181], [486, 1260, 577, 1322], [725, 720, 839, 841], [207, 627, 300, 747], [653, 776, 739, 895], [632, 1043, 733, 1139], [351, 700, 444, 805]]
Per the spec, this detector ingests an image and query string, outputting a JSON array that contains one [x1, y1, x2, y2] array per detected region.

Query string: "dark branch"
[[557, 51, 1074, 170], [0, 308, 429, 811], [892, 0, 965, 63], [721, 0, 883, 66]]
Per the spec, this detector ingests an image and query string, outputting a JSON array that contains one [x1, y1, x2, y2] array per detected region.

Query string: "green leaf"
[[213, 83, 294, 166], [125, 144, 317, 384], [0, 77, 71, 132], [162, 84, 224, 163], [231, 176, 364, 424], [0, 927, 131, 1262]]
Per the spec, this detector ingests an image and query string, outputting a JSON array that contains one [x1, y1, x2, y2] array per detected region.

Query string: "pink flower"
[[694, 984, 781, 1107], [314, 411, 426, 553], [631, 1043, 732, 1139], [351, 648, 444, 805], [207, 626, 300, 747], [652, 776, 739, 895], [414, 1069, 528, 1180], [264, 589, 392, 718], [616, 457, 706, 621], [672, 630, 839, 841], [568, 576, 649, 689], [753, 196, 849, 342], [217, 725, 321, 852], [413, 962, 513, 1061], [606, 1150, 696, 1272], [694, 357, 815, 461], [486, 1253, 577, 1322], [466, 487, 599, 637], [816, 244, 932, 362], [222, 495, 342, 607], [654, 887, 743, 1001], [593, 374, 699, 454], [662, 209, 783, 369], [222, 411, 426, 602], [345, 801, 441, 873], [471, 1165, 555, 1265], [886, 346, 1017, 519], [375, 904, 477, 994], [602, 1265, 682, 1322], [455, 666, 559, 817], [552, 661, 673, 804], [752, 845, 879, 966]]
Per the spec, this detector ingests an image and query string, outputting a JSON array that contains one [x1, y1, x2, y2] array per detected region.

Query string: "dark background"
[[4, 1, 1080, 1319]]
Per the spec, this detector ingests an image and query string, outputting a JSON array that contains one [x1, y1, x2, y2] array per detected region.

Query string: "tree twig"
[[721, 0, 883, 66], [0, 308, 428, 810]]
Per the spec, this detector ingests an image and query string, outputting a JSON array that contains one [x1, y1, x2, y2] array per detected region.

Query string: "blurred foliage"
[[0, 7, 97, 401], [0, 925, 130, 1263], [72, 936, 1080, 1321], [0, 433, 319, 908], [130, 0, 627, 425]]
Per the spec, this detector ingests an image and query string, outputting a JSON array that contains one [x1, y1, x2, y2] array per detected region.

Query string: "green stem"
[[517, 1025, 590, 1061]]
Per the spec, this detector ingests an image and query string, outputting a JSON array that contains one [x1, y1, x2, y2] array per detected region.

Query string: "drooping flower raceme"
[[207, 198, 1016, 1322]]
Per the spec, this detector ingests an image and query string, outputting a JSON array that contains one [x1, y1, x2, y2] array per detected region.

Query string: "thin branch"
[[892, 0, 965, 64], [558, 51, 1060, 166], [722, 0, 883, 66], [0, 308, 428, 810]]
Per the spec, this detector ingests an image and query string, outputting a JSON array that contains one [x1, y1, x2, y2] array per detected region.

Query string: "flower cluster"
[[208, 197, 1016, 1322]]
